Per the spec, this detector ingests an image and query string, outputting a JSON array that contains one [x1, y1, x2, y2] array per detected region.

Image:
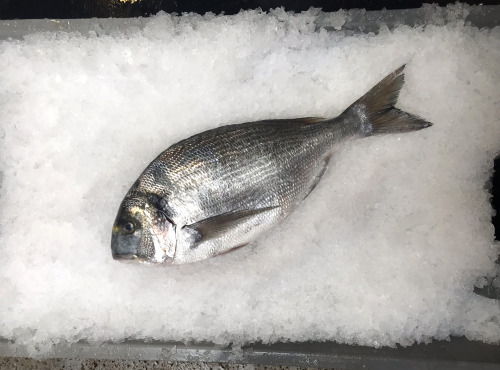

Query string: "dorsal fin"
[[259, 117, 325, 125]]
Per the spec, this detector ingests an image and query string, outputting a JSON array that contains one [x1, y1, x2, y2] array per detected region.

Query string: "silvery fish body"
[[111, 65, 431, 265]]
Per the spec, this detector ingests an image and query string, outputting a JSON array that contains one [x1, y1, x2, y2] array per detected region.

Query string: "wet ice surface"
[[0, 4, 499, 356]]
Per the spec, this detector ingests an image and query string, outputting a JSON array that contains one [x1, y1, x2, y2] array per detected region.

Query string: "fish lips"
[[111, 230, 144, 262]]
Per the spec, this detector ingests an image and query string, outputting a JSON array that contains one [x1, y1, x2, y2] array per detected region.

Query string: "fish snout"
[[112, 253, 139, 261], [111, 230, 142, 262]]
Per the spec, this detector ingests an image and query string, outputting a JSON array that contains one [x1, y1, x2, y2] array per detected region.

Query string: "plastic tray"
[[0, 5, 499, 368]]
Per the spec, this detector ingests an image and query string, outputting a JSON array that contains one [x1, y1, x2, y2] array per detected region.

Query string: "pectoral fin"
[[183, 206, 279, 248]]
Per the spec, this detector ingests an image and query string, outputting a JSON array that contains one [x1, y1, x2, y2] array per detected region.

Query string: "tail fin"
[[348, 65, 432, 134]]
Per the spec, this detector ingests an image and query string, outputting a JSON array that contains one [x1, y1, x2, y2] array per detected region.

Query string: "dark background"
[[0, 0, 499, 19]]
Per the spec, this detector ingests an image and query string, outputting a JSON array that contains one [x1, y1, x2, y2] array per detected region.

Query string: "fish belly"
[[164, 121, 336, 264]]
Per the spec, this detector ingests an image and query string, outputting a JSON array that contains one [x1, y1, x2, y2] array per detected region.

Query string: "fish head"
[[111, 193, 176, 264]]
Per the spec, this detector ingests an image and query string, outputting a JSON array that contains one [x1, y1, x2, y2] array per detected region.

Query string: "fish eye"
[[123, 221, 135, 233]]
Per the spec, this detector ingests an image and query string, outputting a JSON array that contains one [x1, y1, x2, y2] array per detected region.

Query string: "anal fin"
[[304, 153, 332, 200]]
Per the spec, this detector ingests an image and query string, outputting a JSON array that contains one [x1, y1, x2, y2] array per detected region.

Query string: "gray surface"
[[0, 358, 315, 370], [0, 5, 499, 369], [1, 338, 500, 369]]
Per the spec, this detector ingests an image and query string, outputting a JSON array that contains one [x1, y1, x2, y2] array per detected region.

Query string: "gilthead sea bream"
[[111, 65, 431, 265]]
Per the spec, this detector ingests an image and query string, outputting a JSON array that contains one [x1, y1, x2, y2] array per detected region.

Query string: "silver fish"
[[111, 65, 431, 265]]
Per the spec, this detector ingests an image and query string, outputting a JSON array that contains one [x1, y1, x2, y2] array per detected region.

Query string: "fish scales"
[[151, 122, 338, 219], [111, 65, 432, 265]]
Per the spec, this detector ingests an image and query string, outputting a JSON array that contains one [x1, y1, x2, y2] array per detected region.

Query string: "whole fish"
[[111, 65, 431, 265]]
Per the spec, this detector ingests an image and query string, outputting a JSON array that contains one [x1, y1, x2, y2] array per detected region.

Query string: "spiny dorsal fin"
[[259, 117, 325, 125]]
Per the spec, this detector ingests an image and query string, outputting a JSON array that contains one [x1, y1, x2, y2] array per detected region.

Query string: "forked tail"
[[345, 65, 432, 135]]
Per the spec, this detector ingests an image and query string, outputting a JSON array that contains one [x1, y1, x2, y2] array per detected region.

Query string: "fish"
[[111, 65, 432, 265]]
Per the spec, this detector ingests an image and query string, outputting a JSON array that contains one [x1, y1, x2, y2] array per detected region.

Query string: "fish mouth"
[[112, 253, 148, 263]]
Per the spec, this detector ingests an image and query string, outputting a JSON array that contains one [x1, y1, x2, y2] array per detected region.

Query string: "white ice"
[[0, 4, 499, 356]]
